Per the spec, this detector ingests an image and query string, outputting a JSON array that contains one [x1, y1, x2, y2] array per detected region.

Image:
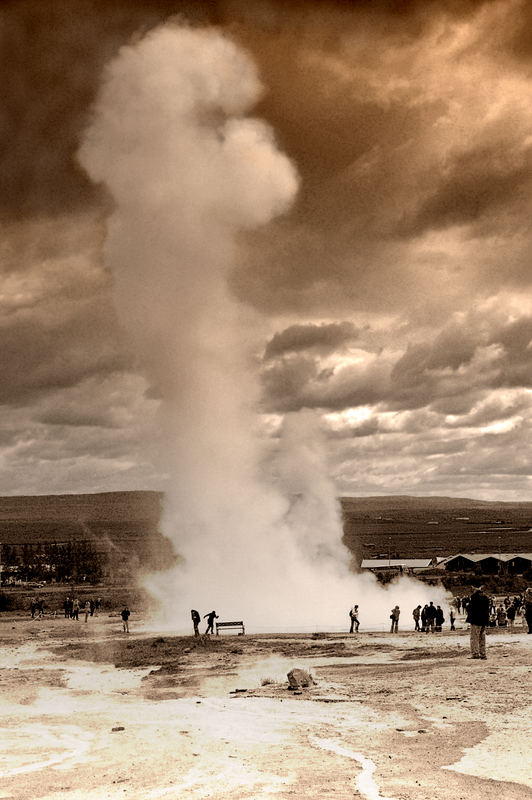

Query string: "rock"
[[287, 668, 314, 689], [111, 726, 125, 732]]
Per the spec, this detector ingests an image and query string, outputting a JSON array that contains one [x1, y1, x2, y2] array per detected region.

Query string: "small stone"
[[111, 726, 125, 732]]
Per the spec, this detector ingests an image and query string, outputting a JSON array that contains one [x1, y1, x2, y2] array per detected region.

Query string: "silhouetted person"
[[390, 606, 400, 633], [349, 604, 359, 633], [204, 610, 218, 634], [466, 585, 490, 659], [449, 608, 456, 631], [413, 605, 421, 631], [121, 605, 130, 633], [191, 609, 201, 637], [524, 588, 532, 634], [425, 601, 436, 633], [435, 605, 444, 631]]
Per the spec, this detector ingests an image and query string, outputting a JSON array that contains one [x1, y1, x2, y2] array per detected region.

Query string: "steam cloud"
[[79, 23, 449, 632]]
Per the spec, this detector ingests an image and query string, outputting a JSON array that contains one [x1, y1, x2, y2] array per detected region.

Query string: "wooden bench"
[[215, 620, 245, 635]]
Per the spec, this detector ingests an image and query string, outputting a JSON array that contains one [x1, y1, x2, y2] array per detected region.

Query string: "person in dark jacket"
[[466, 586, 490, 659], [524, 588, 532, 634], [434, 605, 445, 631], [204, 610, 218, 635], [425, 601, 436, 633], [121, 605, 130, 633], [191, 609, 201, 637]]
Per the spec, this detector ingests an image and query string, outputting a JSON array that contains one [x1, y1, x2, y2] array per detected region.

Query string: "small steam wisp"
[[79, 23, 449, 632]]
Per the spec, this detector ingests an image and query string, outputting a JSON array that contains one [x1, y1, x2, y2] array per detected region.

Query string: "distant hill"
[[0, 491, 171, 577], [0, 491, 531, 566]]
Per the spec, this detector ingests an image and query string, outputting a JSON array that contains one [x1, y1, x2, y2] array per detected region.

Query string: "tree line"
[[1, 540, 104, 583]]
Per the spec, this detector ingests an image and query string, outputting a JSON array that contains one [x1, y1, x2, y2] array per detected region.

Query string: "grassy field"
[[341, 495, 532, 560]]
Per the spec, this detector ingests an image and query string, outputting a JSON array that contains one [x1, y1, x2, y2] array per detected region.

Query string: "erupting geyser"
[[79, 23, 449, 632]]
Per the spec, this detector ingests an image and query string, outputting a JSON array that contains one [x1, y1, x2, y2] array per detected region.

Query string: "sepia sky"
[[2, 0, 532, 500]]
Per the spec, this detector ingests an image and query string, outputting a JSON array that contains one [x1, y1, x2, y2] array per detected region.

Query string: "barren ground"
[[0, 612, 530, 800]]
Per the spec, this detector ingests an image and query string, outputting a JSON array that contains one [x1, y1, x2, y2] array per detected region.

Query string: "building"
[[439, 553, 532, 574], [360, 558, 436, 574]]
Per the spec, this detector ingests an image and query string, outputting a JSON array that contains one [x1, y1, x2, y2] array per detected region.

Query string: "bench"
[[215, 620, 245, 635]]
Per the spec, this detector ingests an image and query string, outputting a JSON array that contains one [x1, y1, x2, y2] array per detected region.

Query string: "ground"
[[0, 612, 530, 800]]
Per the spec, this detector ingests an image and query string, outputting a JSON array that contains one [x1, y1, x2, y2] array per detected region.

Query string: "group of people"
[[191, 609, 218, 636], [412, 602, 450, 632], [62, 596, 102, 621], [347, 586, 532, 647]]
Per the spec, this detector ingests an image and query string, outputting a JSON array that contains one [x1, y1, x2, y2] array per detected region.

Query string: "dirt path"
[[0, 614, 530, 799]]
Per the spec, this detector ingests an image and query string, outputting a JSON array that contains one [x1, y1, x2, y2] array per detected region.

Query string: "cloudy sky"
[[2, 0, 532, 500]]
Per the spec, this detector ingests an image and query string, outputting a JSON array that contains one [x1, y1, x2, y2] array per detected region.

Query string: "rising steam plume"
[[79, 22, 448, 631]]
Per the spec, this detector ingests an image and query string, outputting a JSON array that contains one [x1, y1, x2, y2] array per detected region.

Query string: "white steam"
[[79, 23, 449, 632]]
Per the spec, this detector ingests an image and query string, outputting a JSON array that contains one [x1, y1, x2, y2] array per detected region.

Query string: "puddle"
[[312, 737, 395, 800]]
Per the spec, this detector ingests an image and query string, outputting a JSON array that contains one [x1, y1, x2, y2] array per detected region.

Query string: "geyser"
[[79, 22, 449, 632]]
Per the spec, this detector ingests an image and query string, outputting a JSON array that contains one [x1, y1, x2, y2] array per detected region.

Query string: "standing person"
[[455, 597, 461, 614], [390, 606, 400, 633], [89, 599, 95, 617], [191, 609, 201, 637], [425, 601, 436, 633], [204, 610, 218, 634], [466, 585, 490, 659], [434, 605, 445, 631], [449, 608, 456, 631], [524, 587, 532, 634], [121, 605, 130, 633], [63, 597, 70, 618], [420, 604, 428, 632], [72, 598, 79, 621], [83, 601, 91, 623], [349, 604, 360, 633], [506, 603, 516, 629], [412, 605, 421, 631]]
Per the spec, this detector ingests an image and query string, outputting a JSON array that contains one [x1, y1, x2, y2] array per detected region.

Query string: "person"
[[204, 610, 218, 634], [191, 609, 201, 637], [72, 598, 79, 621], [524, 587, 532, 634], [121, 605, 130, 633], [496, 605, 507, 627], [84, 601, 91, 623], [455, 597, 461, 614], [349, 604, 360, 633], [425, 601, 436, 633], [449, 608, 456, 631], [63, 597, 70, 618], [412, 605, 421, 631], [434, 605, 445, 631], [390, 606, 400, 633], [506, 603, 516, 629], [466, 585, 490, 659], [89, 598, 95, 617], [420, 604, 428, 632]]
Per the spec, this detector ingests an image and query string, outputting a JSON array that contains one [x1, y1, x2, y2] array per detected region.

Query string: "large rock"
[[287, 668, 314, 689]]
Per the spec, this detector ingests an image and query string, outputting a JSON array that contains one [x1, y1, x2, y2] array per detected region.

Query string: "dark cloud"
[[264, 321, 360, 359], [0, 296, 130, 403], [398, 140, 532, 237]]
